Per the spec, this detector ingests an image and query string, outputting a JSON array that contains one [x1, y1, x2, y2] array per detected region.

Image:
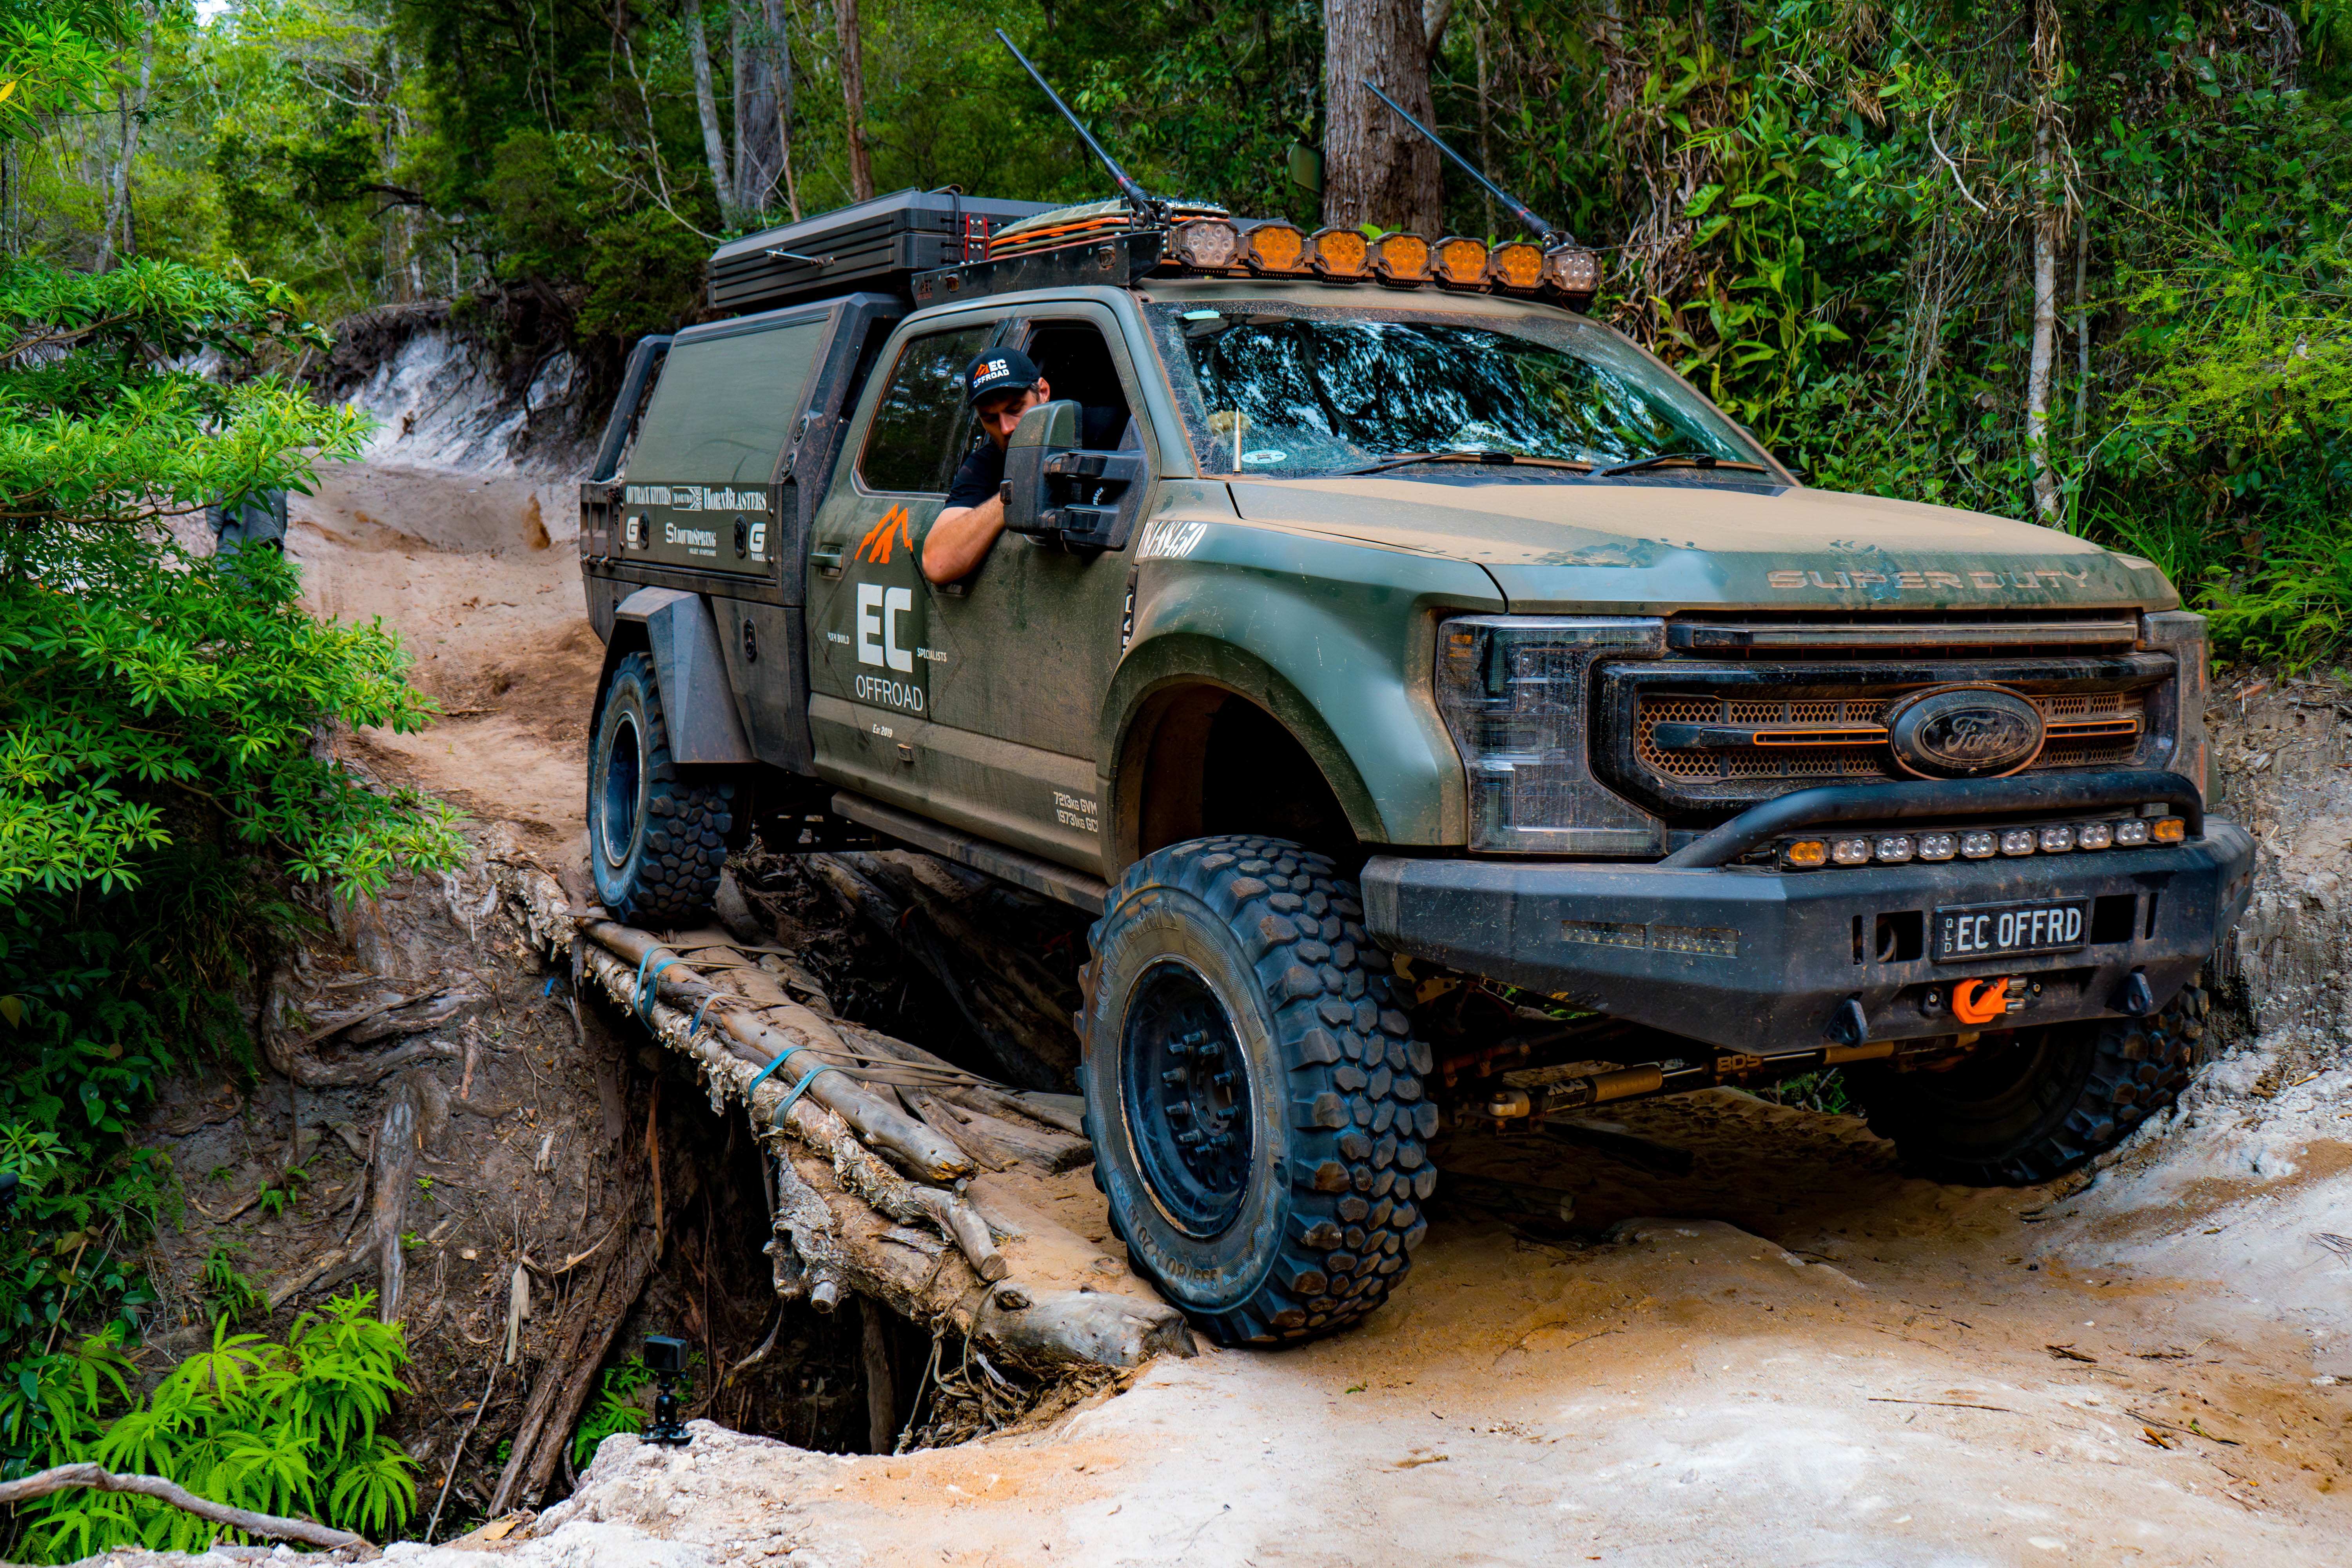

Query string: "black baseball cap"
[[966, 347, 1042, 407]]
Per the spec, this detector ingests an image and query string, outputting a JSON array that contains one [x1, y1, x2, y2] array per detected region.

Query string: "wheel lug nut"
[[1161, 1068, 1188, 1085], [1211, 1070, 1234, 1087], [1167, 1103, 1191, 1121], [1175, 1128, 1205, 1147]]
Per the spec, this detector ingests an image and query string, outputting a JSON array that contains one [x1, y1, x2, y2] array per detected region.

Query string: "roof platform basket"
[[710, 188, 1062, 314]]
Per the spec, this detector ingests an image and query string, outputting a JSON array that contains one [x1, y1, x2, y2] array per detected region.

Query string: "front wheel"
[[588, 651, 739, 925], [1849, 980, 2209, 1185], [1080, 835, 1438, 1347]]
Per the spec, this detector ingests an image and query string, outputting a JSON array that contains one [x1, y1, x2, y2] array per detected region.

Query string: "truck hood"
[[1225, 476, 2178, 614]]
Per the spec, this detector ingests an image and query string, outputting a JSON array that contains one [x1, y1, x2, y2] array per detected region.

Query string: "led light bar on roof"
[[1241, 221, 1308, 274], [1310, 227, 1368, 278], [1371, 232, 1432, 283], [1433, 236, 1489, 287]]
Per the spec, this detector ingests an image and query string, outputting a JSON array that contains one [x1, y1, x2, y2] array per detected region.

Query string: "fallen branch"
[[576, 919, 974, 1184], [0, 1462, 372, 1554]]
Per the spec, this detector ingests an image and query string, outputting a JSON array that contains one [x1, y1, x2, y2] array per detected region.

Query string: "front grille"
[[1635, 690, 2146, 782], [1597, 652, 2177, 820]]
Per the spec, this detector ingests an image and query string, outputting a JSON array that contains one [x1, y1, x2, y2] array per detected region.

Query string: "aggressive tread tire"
[[1081, 834, 1437, 1347], [1853, 980, 2210, 1185], [589, 651, 737, 925]]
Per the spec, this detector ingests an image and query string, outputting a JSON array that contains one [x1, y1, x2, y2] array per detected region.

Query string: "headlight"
[[1434, 616, 1664, 853], [2140, 610, 2209, 802]]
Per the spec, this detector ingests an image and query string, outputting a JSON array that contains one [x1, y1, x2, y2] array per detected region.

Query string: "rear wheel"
[[1851, 981, 2208, 1185], [1080, 835, 1437, 1347], [588, 652, 738, 925]]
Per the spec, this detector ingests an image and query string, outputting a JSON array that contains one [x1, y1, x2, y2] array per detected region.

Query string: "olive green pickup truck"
[[578, 189, 2254, 1346]]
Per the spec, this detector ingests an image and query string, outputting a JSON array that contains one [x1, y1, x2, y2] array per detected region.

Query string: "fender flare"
[[1100, 631, 1390, 864], [589, 587, 755, 767]]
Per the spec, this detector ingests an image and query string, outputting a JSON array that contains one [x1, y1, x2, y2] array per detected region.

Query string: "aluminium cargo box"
[[709, 189, 1061, 314]]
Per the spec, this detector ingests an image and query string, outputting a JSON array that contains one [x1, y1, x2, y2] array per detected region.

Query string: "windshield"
[[1147, 302, 1762, 479]]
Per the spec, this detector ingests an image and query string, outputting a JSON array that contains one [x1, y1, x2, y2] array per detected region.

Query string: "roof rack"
[[709, 187, 1061, 314]]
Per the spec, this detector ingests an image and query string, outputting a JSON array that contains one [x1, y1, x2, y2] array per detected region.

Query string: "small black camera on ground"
[[642, 1334, 691, 1447]]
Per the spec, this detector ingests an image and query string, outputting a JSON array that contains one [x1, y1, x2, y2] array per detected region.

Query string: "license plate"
[[1933, 898, 2092, 962]]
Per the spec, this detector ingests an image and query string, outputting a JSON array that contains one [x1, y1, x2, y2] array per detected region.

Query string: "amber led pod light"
[[1242, 221, 1307, 273], [1168, 218, 1241, 272], [1434, 236, 1489, 286], [1371, 231, 1431, 282], [1308, 227, 1368, 278], [1543, 245, 1603, 296], [1488, 241, 1545, 291]]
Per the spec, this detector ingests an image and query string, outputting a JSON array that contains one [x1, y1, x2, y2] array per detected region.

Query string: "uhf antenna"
[[996, 31, 1161, 225], [1362, 80, 1571, 246]]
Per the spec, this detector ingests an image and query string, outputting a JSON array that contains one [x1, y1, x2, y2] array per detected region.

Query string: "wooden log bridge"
[[497, 864, 1192, 1378]]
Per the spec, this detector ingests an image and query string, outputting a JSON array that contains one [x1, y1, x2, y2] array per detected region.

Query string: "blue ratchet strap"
[[746, 1043, 842, 1118], [632, 945, 685, 1021], [687, 992, 723, 1040]]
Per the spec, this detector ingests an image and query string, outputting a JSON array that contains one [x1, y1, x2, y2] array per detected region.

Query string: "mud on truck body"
[[577, 187, 2256, 1347]]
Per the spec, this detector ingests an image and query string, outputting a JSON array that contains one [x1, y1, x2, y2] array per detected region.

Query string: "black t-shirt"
[[943, 405, 1128, 510]]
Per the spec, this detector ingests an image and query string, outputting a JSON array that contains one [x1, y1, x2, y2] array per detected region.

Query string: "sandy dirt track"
[[271, 461, 2349, 1568]]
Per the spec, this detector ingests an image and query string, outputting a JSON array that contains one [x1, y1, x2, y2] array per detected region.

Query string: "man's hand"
[[920, 492, 1007, 583]]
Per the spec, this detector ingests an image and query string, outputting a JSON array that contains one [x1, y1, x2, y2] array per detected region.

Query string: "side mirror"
[[1003, 400, 1081, 538]]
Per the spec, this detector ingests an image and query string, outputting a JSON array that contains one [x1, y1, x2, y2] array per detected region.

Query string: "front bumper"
[[1361, 822, 2255, 1054]]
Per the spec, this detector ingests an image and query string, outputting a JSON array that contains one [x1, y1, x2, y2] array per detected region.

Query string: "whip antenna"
[[996, 31, 1161, 224], [1361, 79, 1570, 245]]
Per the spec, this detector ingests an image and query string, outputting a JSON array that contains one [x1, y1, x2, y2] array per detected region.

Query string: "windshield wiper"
[[1339, 450, 1595, 478], [1597, 452, 1769, 477]]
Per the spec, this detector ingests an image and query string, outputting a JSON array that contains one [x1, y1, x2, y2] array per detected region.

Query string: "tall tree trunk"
[[775, 0, 802, 221], [94, 6, 154, 273], [682, 0, 733, 219], [1321, 0, 1443, 233], [2025, 0, 2067, 522], [732, 0, 788, 216], [2072, 207, 2091, 444], [834, 0, 874, 202]]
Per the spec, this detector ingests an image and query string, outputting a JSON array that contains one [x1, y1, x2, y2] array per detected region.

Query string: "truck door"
[[804, 314, 1005, 828], [942, 304, 1157, 863]]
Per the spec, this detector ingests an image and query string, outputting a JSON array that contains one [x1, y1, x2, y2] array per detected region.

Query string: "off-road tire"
[[1079, 835, 1437, 1347], [1851, 980, 2210, 1185], [588, 652, 738, 925]]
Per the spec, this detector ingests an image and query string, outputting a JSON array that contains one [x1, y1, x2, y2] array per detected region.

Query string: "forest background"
[[0, 0, 2347, 1556]]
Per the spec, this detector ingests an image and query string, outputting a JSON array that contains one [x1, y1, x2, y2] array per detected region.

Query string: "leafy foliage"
[[0, 1294, 416, 1560], [570, 1363, 652, 1470]]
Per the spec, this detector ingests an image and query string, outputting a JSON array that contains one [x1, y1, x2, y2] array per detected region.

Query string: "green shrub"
[[0, 1293, 416, 1560], [570, 1363, 652, 1470]]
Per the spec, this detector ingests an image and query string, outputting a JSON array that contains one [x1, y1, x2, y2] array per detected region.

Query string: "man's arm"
[[921, 492, 1006, 583]]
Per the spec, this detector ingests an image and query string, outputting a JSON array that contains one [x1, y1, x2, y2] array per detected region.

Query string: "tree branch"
[[0, 1463, 373, 1553]]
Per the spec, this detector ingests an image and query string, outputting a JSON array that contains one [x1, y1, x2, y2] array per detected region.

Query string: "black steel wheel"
[[1121, 961, 1255, 1237], [1849, 979, 2209, 1185], [1080, 834, 1437, 1347], [588, 651, 738, 924]]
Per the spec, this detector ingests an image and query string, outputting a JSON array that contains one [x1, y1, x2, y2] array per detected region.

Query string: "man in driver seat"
[[920, 347, 1125, 583]]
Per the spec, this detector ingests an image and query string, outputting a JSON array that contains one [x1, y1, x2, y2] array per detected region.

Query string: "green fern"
[[5, 1291, 416, 1562], [570, 1364, 652, 1470]]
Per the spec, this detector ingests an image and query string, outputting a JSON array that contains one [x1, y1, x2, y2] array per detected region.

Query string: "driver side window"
[[858, 324, 997, 494]]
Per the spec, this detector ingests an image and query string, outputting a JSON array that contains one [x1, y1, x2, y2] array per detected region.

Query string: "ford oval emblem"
[[1884, 685, 2045, 779]]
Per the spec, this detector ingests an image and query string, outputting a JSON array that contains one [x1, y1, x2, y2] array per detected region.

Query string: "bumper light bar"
[[1778, 817, 2185, 870]]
